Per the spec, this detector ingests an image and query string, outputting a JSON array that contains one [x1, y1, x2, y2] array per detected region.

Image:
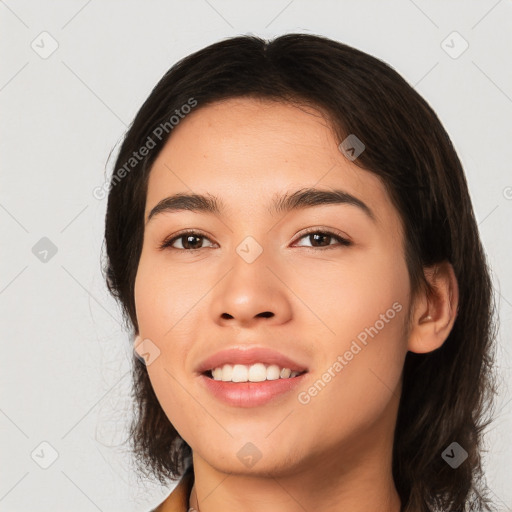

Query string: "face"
[[134, 98, 412, 477]]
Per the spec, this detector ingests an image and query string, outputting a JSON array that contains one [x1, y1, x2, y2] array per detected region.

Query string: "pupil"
[[185, 235, 202, 249], [311, 233, 330, 246]]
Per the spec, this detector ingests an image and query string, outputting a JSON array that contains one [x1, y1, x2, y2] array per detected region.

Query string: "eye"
[[158, 230, 216, 251], [293, 228, 352, 250], [159, 228, 352, 252]]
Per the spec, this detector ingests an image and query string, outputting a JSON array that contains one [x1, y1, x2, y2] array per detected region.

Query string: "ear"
[[407, 261, 459, 354]]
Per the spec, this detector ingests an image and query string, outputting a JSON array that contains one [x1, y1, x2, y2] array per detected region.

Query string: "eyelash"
[[158, 227, 352, 252]]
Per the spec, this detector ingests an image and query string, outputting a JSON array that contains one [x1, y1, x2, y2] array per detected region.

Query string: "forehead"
[[146, 98, 399, 231]]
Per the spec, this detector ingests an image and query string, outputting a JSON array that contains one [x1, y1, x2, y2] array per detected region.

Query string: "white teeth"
[[231, 364, 248, 382], [248, 363, 266, 382], [266, 364, 280, 381], [209, 363, 303, 382], [212, 367, 223, 380], [220, 364, 233, 382]]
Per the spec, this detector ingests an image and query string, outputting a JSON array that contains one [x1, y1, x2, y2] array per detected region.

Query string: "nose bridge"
[[227, 235, 273, 307], [210, 233, 292, 326]]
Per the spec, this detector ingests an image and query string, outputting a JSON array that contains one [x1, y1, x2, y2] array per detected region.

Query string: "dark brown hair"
[[102, 33, 498, 511]]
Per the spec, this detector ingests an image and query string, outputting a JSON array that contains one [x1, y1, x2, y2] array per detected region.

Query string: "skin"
[[134, 98, 459, 512]]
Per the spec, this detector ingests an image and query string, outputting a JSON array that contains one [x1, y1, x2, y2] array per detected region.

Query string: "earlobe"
[[407, 261, 459, 354]]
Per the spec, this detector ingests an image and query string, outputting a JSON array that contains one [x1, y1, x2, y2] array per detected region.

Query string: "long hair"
[[102, 33, 498, 511]]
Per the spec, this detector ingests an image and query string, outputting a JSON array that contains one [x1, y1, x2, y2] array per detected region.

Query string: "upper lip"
[[196, 346, 309, 374]]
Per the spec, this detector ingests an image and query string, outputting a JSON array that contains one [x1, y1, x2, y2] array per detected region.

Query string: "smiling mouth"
[[202, 370, 308, 384]]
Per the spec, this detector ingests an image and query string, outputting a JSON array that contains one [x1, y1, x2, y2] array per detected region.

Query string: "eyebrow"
[[145, 187, 376, 225]]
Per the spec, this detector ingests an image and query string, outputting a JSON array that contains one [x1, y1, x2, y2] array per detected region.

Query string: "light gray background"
[[1, 0, 511, 510]]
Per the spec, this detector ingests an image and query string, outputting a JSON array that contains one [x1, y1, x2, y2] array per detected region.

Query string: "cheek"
[[289, 243, 409, 344], [294, 248, 408, 427], [134, 259, 203, 440], [134, 254, 204, 339], [134, 258, 191, 382], [298, 306, 406, 447], [331, 249, 409, 375], [143, 358, 208, 447]]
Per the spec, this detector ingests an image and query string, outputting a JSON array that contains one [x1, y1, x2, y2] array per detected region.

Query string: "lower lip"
[[199, 373, 308, 408]]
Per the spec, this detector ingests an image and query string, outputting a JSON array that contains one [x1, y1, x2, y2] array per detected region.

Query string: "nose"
[[209, 249, 293, 329]]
